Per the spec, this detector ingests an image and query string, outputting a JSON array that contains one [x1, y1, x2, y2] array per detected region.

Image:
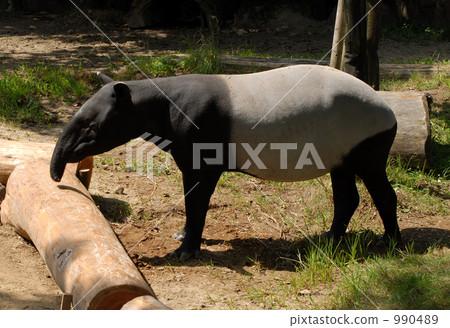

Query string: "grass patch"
[[333, 248, 449, 309], [391, 52, 449, 65], [295, 232, 375, 288], [381, 71, 450, 91], [181, 34, 224, 74], [227, 48, 322, 61], [387, 157, 449, 215], [0, 63, 97, 125], [120, 56, 182, 80], [112, 34, 224, 79]]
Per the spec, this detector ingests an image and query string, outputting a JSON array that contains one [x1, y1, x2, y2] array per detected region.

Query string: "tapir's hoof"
[[169, 248, 201, 261], [375, 233, 402, 248], [320, 230, 344, 243], [172, 231, 186, 241]]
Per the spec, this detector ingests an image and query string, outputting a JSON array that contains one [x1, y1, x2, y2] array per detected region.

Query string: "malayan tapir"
[[50, 65, 401, 260]]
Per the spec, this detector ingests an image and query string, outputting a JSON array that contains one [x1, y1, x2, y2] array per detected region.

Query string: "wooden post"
[[341, 0, 368, 80], [0, 159, 170, 310], [366, 0, 382, 90], [330, 0, 382, 87], [0, 139, 93, 189]]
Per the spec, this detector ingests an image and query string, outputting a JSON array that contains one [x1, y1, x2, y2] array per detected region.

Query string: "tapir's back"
[[218, 65, 397, 181]]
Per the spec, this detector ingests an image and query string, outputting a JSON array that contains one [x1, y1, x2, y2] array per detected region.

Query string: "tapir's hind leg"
[[325, 167, 360, 239], [359, 168, 400, 242], [350, 124, 401, 243]]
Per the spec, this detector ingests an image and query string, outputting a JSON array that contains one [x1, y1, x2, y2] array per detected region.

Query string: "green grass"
[[232, 226, 448, 309], [0, 63, 97, 124], [333, 247, 449, 309], [181, 34, 224, 74], [381, 71, 450, 91], [227, 48, 322, 61], [391, 52, 449, 65], [387, 157, 449, 215], [121, 56, 182, 80]]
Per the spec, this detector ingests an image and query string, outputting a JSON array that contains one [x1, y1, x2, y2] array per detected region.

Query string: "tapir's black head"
[[50, 73, 141, 182]]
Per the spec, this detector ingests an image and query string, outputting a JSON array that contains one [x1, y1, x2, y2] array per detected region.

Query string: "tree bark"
[[331, 0, 382, 87], [330, 0, 346, 69], [0, 159, 170, 310], [341, 0, 368, 80], [366, 0, 382, 90]]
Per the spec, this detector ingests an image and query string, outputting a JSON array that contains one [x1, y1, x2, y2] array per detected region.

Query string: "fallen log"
[[0, 139, 93, 188], [184, 54, 450, 78], [0, 159, 169, 310], [380, 91, 431, 167]]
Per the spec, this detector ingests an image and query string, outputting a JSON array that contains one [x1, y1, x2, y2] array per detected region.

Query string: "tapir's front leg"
[[170, 170, 222, 261]]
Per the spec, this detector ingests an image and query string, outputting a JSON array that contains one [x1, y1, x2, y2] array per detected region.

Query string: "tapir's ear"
[[97, 72, 114, 84], [113, 82, 131, 101]]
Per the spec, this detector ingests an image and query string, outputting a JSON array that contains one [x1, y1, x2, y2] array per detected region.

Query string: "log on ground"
[[198, 54, 450, 78], [0, 159, 169, 310], [0, 139, 93, 188], [380, 91, 431, 167]]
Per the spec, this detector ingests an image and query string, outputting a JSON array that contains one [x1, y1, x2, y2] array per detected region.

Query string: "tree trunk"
[[0, 159, 170, 310], [330, 0, 346, 69], [366, 0, 382, 90], [341, 0, 368, 80], [331, 0, 382, 87]]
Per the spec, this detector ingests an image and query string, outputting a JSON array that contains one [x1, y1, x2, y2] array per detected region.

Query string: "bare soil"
[[0, 11, 449, 310]]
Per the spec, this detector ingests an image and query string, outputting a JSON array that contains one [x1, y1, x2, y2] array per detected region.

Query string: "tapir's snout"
[[50, 128, 74, 183], [50, 145, 67, 182]]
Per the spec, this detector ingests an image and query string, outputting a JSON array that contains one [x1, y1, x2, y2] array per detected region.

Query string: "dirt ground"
[[0, 11, 449, 310]]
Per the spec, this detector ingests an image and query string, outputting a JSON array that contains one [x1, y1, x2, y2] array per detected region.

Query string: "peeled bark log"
[[380, 91, 431, 167], [0, 159, 169, 310], [0, 139, 93, 188], [171, 54, 450, 78]]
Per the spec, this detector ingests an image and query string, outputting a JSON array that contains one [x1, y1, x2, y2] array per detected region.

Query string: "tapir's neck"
[[129, 75, 230, 142], [128, 79, 174, 141]]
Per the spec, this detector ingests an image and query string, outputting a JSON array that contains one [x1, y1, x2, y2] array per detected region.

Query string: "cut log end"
[[380, 91, 432, 168], [121, 295, 172, 310]]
